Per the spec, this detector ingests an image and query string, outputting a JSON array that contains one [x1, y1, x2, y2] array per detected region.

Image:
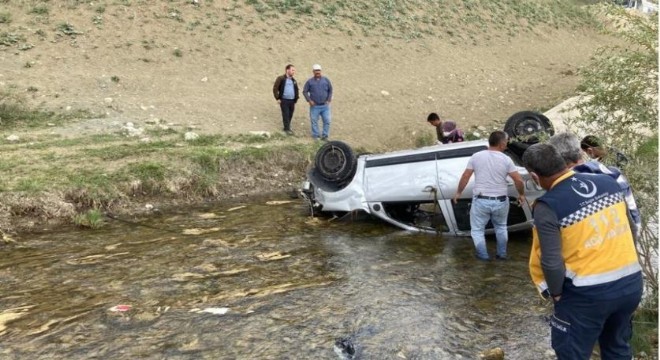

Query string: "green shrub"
[[414, 131, 435, 148], [72, 209, 104, 229], [568, 7, 658, 354], [29, 5, 49, 15]]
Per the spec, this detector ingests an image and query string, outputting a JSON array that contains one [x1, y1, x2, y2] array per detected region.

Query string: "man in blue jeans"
[[302, 64, 333, 141], [453, 131, 526, 260]]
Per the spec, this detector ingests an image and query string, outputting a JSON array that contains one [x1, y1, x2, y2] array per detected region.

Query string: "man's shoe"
[[496, 255, 508, 261], [321, 136, 328, 141], [475, 254, 491, 262], [285, 130, 294, 136]]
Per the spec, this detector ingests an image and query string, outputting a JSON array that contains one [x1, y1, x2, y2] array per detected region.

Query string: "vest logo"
[[571, 177, 597, 198]]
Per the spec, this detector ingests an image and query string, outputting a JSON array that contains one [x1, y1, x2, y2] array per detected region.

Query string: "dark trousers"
[[279, 99, 295, 131], [550, 286, 642, 359]]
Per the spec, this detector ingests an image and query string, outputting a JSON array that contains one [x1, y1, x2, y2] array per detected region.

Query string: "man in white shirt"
[[453, 131, 526, 260]]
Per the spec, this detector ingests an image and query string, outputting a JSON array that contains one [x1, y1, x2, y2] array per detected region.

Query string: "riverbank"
[[0, 128, 321, 235]]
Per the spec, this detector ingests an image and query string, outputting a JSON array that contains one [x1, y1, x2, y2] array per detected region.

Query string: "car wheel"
[[503, 147, 523, 166], [504, 111, 554, 143], [315, 141, 357, 182]]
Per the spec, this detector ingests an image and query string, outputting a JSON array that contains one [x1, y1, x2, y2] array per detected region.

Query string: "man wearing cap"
[[272, 64, 299, 135], [302, 64, 333, 141]]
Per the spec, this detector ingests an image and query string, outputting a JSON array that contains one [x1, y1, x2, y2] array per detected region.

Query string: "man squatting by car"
[[523, 143, 642, 359], [426, 112, 465, 144]]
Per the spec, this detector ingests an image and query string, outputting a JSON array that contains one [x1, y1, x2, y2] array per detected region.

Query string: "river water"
[[0, 194, 559, 359]]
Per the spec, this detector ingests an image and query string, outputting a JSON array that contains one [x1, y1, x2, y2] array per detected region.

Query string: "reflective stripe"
[[566, 263, 642, 287], [536, 280, 549, 294]]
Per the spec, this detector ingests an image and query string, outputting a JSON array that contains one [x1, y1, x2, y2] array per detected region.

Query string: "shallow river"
[[0, 194, 559, 359]]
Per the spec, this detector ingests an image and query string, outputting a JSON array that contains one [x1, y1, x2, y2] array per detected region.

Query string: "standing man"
[[453, 131, 525, 260], [549, 132, 641, 239], [272, 64, 299, 135], [522, 143, 642, 359], [302, 64, 333, 141]]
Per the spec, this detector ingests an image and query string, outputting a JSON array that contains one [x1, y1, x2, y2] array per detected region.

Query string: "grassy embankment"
[[0, 0, 601, 233], [0, 98, 319, 231]]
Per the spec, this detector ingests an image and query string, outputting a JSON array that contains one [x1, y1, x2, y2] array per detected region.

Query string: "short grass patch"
[[0, 90, 97, 129], [72, 209, 104, 229]]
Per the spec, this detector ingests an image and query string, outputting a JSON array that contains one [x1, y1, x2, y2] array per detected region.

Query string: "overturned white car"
[[301, 111, 554, 236]]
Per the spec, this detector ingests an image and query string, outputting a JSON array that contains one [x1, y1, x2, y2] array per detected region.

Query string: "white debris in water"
[[108, 305, 132, 312], [201, 307, 229, 315]]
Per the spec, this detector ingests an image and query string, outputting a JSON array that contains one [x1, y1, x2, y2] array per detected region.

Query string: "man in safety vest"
[[522, 143, 643, 359]]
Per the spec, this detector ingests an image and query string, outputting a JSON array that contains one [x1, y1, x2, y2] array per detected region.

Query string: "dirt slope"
[[0, 2, 616, 151]]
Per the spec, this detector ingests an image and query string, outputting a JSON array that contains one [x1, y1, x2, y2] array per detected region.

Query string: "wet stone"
[[479, 347, 504, 360]]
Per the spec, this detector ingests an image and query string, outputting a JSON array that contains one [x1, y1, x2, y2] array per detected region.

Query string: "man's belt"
[[476, 195, 507, 201]]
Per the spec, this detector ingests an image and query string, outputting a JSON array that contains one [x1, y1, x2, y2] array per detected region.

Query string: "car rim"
[[514, 118, 543, 136], [321, 146, 347, 175]]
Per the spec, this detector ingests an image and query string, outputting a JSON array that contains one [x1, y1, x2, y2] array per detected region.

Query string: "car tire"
[[315, 141, 357, 183], [503, 147, 523, 166], [504, 111, 554, 143]]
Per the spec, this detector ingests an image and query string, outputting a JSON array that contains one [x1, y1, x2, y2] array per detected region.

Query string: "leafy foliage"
[[567, 6, 658, 352], [570, 7, 658, 153]]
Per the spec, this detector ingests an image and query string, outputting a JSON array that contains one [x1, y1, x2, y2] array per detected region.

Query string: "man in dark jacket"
[[272, 64, 299, 135], [523, 143, 642, 360]]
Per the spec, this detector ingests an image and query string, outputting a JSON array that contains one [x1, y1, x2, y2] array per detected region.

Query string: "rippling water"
[[0, 195, 560, 359]]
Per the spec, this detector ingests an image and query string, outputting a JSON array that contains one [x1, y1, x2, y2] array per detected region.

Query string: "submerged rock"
[[478, 347, 504, 360], [334, 337, 356, 359]]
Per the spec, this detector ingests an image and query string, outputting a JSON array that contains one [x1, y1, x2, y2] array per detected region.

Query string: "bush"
[[567, 6, 658, 354]]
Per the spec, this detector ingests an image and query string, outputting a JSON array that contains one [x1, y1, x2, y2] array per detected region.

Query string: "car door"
[[434, 144, 488, 235], [363, 150, 438, 203]]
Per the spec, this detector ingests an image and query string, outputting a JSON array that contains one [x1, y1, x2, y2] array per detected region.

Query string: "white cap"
[[312, 64, 322, 71]]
